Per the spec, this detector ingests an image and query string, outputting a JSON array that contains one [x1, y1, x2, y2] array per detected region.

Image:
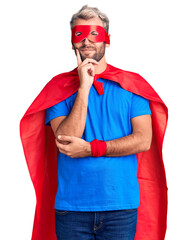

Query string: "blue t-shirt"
[[45, 78, 151, 211]]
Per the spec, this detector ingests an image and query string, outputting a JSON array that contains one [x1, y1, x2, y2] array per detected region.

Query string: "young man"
[[45, 5, 152, 240], [20, 5, 168, 240]]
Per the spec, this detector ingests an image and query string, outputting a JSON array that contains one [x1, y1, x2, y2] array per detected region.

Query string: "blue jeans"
[[55, 208, 137, 240]]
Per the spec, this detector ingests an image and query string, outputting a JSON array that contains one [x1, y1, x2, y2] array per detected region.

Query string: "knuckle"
[[82, 59, 88, 64]]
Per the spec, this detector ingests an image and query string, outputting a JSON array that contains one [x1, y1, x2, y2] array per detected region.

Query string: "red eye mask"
[[71, 25, 110, 44]]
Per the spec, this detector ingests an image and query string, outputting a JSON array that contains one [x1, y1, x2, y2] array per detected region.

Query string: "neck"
[[94, 56, 107, 74]]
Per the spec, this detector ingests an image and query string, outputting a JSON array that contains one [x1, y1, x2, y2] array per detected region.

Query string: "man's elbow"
[[142, 135, 152, 152], [143, 140, 151, 152]]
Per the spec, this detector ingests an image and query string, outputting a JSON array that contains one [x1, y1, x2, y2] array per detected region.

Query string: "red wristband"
[[90, 139, 107, 157]]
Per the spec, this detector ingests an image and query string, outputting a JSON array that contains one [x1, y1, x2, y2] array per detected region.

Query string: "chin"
[[81, 53, 95, 61], [80, 51, 104, 62]]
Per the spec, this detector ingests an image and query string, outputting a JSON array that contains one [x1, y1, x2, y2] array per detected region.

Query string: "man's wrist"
[[90, 139, 107, 157], [78, 86, 90, 95], [86, 141, 92, 157], [76, 87, 90, 108]]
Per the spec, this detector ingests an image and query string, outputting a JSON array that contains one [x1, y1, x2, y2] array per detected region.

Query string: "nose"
[[82, 38, 91, 44]]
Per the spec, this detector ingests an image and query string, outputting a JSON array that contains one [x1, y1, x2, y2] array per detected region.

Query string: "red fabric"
[[90, 139, 107, 157], [20, 64, 168, 240], [71, 25, 110, 44], [93, 75, 104, 95]]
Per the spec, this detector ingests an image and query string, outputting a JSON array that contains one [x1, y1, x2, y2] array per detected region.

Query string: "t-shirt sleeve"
[[45, 100, 70, 126], [130, 93, 151, 119]]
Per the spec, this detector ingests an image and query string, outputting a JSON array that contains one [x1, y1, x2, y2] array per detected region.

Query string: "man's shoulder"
[[108, 64, 145, 81], [27, 68, 79, 114], [47, 67, 78, 86], [107, 64, 161, 102], [106, 64, 149, 90]]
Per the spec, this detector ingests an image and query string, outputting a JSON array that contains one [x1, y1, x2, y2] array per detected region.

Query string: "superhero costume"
[[20, 63, 168, 240]]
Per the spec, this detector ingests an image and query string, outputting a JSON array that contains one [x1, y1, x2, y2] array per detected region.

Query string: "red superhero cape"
[[20, 64, 168, 240]]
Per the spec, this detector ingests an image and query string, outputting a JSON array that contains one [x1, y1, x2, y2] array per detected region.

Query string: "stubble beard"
[[73, 43, 106, 62]]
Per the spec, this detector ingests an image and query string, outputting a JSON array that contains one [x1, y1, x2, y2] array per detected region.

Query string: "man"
[[20, 5, 168, 240], [46, 5, 150, 240]]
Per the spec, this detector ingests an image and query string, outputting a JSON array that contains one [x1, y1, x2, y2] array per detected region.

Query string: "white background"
[[0, 0, 187, 239]]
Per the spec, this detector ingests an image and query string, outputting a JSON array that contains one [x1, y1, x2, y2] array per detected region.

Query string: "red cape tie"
[[93, 74, 104, 95]]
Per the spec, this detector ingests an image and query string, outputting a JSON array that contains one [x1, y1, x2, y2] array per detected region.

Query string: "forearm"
[[56, 114, 152, 158], [56, 132, 151, 158], [55, 88, 89, 138], [55, 52, 98, 140], [105, 132, 151, 157]]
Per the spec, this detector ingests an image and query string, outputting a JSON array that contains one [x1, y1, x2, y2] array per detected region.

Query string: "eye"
[[75, 31, 82, 36], [91, 31, 99, 36]]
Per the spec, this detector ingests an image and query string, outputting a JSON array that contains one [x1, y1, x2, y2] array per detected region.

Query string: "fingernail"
[[58, 135, 61, 139]]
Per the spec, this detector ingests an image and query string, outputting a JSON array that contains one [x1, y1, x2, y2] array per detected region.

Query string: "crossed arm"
[[50, 88, 152, 158], [50, 50, 152, 158]]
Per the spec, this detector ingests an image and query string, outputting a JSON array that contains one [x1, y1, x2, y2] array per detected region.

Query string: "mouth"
[[80, 48, 95, 53]]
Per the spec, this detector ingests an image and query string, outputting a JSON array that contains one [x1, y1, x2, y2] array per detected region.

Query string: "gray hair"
[[70, 5, 110, 33]]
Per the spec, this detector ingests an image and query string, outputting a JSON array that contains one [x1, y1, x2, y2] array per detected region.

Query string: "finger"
[[57, 135, 73, 142], [88, 68, 95, 77], [55, 139, 66, 150], [86, 64, 95, 77], [55, 139, 69, 153], [55, 139, 73, 157], [76, 49, 82, 66]]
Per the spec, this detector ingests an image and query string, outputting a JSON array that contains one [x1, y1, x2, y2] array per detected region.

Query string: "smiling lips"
[[81, 48, 95, 51], [80, 47, 96, 53]]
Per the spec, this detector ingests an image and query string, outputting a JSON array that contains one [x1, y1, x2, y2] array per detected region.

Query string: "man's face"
[[72, 18, 110, 62]]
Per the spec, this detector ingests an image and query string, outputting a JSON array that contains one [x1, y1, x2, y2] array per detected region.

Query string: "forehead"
[[73, 17, 104, 28]]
